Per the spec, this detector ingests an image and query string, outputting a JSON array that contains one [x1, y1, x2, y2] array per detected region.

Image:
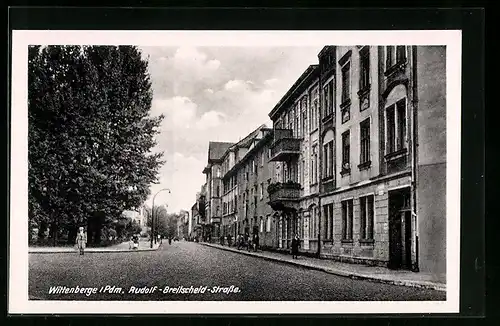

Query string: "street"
[[29, 241, 445, 301]]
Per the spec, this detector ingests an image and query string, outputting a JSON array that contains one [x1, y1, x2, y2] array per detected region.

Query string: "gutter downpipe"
[[411, 46, 420, 272]]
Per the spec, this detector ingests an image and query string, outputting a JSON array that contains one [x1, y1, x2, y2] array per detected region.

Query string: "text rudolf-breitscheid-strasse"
[[48, 285, 241, 296]]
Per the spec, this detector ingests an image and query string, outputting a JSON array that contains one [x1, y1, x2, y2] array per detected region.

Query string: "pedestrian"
[[237, 234, 243, 250], [227, 234, 232, 247], [291, 233, 300, 259], [254, 233, 260, 252], [75, 226, 87, 255], [168, 237, 172, 245]]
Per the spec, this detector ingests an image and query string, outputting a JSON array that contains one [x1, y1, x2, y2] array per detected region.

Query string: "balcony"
[[269, 129, 301, 162], [267, 181, 301, 211]]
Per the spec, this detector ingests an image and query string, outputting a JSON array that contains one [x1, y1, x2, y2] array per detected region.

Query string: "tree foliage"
[[28, 45, 164, 245]]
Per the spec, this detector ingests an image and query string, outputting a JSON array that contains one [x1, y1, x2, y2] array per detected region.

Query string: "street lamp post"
[[151, 188, 171, 248]]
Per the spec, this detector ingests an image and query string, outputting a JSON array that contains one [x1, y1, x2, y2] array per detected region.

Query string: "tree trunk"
[[68, 226, 77, 245], [51, 222, 58, 246], [38, 221, 47, 239], [87, 222, 93, 245]]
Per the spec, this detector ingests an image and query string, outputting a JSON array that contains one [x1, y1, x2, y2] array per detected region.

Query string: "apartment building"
[[220, 125, 278, 247], [313, 45, 445, 277], [197, 45, 446, 277], [268, 64, 321, 253], [202, 142, 233, 241]]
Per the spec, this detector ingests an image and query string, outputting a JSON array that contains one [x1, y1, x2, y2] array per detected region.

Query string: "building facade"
[[268, 64, 322, 253], [220, 126, 277, 247], [197, 45, 446, 278], [191, 185, 207, 241], [203, 142, 233, 241]]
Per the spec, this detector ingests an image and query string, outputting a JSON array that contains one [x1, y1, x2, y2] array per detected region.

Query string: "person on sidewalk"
[[253, 233, 259, 252], [237, 234, 243, 250], [75, 226, 87, 255], [291, 233, 300, 259]]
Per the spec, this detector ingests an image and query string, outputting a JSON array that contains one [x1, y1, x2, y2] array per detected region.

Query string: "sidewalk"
[[201, 242, 446, 292], [29, 239, 162, 254]]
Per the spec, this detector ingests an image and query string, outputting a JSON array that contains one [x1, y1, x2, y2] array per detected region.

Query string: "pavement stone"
[[201, 242, 446, 292]]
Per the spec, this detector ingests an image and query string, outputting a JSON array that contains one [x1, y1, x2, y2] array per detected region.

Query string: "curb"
[[200, 243, 446, 292], [29, 244, 162, 254]]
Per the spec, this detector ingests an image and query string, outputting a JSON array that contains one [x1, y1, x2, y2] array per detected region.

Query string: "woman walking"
[[291, 233, 300, 259], [76, 226, 87, 255]]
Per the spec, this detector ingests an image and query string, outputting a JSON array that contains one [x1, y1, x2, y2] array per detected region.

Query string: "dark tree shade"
[[28, 45, 164, 245]]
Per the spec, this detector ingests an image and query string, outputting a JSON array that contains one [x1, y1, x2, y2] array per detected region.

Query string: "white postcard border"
[[10, 30, 461, 314]]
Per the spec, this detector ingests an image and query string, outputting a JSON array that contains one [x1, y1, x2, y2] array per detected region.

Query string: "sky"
[[139, 46, 323, 213]]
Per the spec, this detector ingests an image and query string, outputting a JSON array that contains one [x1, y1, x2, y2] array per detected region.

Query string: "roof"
[[208, 141, 234, 162], [235, 123, 267, 148], [268, 65, 320, 120]]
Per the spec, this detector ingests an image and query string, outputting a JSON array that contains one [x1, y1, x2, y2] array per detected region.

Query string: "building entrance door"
[[388, 187, 412, 270]]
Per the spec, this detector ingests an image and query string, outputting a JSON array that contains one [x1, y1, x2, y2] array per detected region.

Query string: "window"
[[323, 80, 334, 117], [260, 183, 264, 199], [396, 46, 406, 63], [313, 98, 319, 130], [309, 207, 317, 239], [341, 61, 351, 104], [301, 97, 307, 136], [341, 199, 353, 240], [360, 119, 371, 165], [311, 145, 318, 184], [386, 46, 406, 69], [359, 47, 370, 91], [397, 100, 407, 150], [386, 46, 394, 68], [266, 215, 271, 232], [216, 167, 221, 178], [310, 88, 319, 131], [216, 185, 220, 197], [298, 160, 302, 185], [260, 218, 264, 233], [342, 131, 350, 172], [301, 160, 305, 185], [385, 98, 407, 155], [261, 152, 265, 166], [323, 141, 334, 179], [360, 195, 374, 240], [323, 203, 334, 241], [295, 103, 300, 137]]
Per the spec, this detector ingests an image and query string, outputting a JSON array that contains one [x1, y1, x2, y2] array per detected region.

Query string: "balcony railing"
[[267, 182, 301, 210], [270, 129, 301, 162]]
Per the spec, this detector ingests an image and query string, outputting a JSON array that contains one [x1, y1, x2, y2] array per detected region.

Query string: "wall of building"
[[335, 46, 381, 189], [319, 175, 410, 265], [415, 46, 446, 280]]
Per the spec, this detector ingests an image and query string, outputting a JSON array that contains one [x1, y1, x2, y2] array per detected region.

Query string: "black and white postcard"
[[9, 30, 461, 314]]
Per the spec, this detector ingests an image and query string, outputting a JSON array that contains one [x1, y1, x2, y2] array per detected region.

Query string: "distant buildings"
[[121, 207, 147, 235], [176, 210, 190, 240], [194, 45, 446, 279]]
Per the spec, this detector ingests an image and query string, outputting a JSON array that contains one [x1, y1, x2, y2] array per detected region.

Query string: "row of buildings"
[[189, 45, 446, 279]]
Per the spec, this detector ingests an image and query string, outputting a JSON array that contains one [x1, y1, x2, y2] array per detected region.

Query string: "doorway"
[[388, 187, 412, 270]]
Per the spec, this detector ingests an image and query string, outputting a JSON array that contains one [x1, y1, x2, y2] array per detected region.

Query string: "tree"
[[28, 45, 164, 245]]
